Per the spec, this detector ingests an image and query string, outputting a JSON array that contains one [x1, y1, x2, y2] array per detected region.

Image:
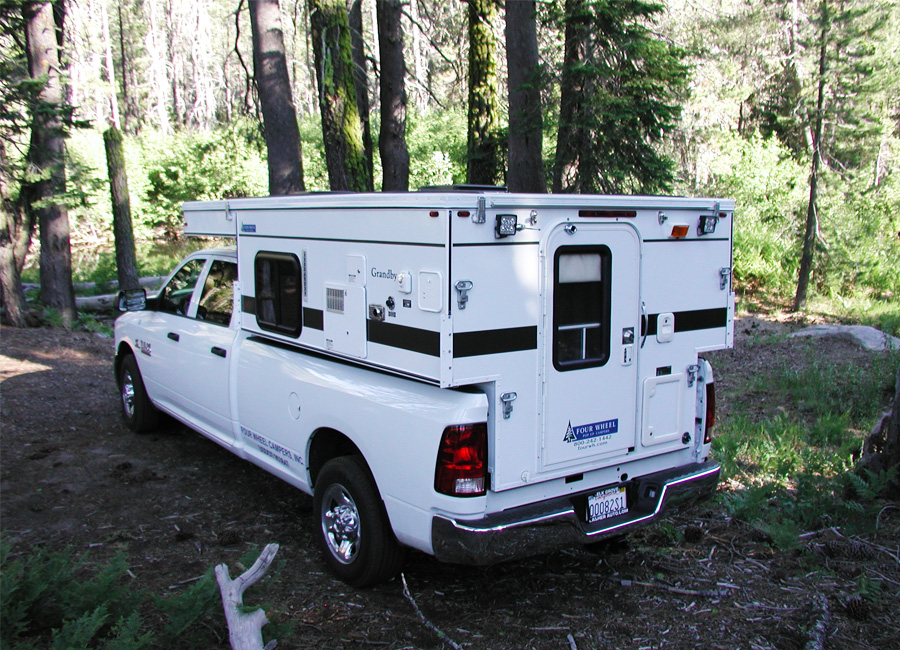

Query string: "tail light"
[[704, 382, 716, 444], [435, 423, 487, 497]]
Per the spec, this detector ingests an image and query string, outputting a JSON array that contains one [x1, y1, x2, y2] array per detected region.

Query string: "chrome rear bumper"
[[432, 462, 720, 565]]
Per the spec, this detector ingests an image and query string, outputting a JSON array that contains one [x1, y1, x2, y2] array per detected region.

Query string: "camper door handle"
[[211, 346, 227, 358], [167, 332, 180, 342], [455, 280, 474, 310]]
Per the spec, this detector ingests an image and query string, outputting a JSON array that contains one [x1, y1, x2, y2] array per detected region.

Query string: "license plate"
[[587, 487, 628, 523]]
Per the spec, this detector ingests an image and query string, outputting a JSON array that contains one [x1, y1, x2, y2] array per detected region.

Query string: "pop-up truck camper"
[[115, 187, 734, 586]]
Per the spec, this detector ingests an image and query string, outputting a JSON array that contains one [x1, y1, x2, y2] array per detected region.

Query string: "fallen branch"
[[619, 579, 732, 598], [401, 573, 463, 650], [804, 594, 830, 650], [215, 543, 280, 650]]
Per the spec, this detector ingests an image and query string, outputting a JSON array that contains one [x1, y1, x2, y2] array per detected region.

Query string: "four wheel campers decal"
[[563, 418, 618, 451]]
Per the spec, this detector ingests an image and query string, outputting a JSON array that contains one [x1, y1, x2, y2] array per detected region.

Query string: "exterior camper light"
[[698, 214, 718, 235], [496, 214, 518, 238], [670, 224, 690, 238]]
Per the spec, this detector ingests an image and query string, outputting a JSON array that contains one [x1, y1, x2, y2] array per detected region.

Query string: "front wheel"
[[117, 355, 159, 433], [313, 455, 404, 587]]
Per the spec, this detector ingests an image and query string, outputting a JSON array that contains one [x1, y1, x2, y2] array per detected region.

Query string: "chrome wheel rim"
[[321, 483, 361, 564], [121, 370, 136, 419]]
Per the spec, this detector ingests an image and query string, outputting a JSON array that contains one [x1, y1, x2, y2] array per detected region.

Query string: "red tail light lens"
[[704, 382, 716, 444], [435, 423, 487, 497]]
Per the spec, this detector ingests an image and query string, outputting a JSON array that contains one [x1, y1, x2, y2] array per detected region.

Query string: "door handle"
[[167, 332, 180, 342], [211, 346, 227, 358]]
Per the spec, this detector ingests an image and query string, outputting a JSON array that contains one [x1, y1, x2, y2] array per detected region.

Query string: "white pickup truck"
[[115, 189, 731, 586]]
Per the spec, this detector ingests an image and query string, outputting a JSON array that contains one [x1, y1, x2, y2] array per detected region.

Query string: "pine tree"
[[793, 0, 884, 309], [552, 0, 687, 195]]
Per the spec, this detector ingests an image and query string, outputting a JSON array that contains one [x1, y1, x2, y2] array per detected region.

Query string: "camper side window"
[[553, 247, 611, 371], [255, 251, 302, 337]]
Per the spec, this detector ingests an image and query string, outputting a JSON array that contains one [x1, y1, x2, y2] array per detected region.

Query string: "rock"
[[789, 324, 900, 351]]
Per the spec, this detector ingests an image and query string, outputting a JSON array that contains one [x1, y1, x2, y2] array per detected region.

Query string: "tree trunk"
[[249, 0, 306, 195], [309, 0, 369, 192], [103, 127, 140, 292], [376, 0, 409, 191], [0, 142, 33, 328], [348, 0, 373, 191], [505, 0, 545, 193], [466, 0, 503, 186], [794, 2, 829, 312], [24, 0, 76, 325], [100, 0, 120, 128], [553, 0, 590, 193]]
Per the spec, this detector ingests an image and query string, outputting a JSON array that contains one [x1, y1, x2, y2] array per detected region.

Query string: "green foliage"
[[0, 541, 290, 649], [152, 570, 221, 644], [551, 0, 688, 194], [713, 347, 900, 542], [142, 120, 268, 238], [0, 543, 148, 649], [407, 108, 468, 188]]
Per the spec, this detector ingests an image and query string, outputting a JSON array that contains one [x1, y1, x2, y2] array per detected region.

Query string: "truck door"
[[539, 222, 641, 475], [140, 256, 237, 445]]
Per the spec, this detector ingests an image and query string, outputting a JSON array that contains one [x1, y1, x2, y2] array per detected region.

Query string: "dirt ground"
[[1, 319, 898, 650]]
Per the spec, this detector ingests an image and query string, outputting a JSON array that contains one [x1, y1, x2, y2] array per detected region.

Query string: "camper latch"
[[686, 364, 700, 387], [500, 392, 518, 419], [719, 267, 732, 290], [455, 280, 474, 310], [474, 196, 486, 223]]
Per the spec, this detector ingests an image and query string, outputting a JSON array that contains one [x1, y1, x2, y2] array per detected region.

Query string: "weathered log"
[[215, 543, 279, 650]]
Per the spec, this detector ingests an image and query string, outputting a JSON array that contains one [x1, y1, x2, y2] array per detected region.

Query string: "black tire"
[[117, 355, 159, 433], [313, 455, 405, 587]]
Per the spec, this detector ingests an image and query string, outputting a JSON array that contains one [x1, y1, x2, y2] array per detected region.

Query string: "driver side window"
[[158, 258, 206, 316]]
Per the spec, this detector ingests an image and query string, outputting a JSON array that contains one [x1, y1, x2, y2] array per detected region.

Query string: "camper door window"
[[254, 251, 303, 337], [553, 247, 612, 371]]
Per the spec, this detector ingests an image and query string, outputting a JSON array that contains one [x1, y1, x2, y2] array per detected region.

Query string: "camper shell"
[[117, 188, 733, 585]]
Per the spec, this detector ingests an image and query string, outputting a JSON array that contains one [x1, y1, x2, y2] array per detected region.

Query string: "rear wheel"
[[118, 355, 159, 432], [313, 455, 404, 587]]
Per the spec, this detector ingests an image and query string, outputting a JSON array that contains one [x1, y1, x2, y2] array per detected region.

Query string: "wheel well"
[[308, 428, 363, 487], [114, 343, 134, 379]]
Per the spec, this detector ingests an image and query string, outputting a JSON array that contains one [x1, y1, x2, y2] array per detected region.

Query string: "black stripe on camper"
[[367, 320, 441, 357], [243, 297, 324, 331], [642, 307, 728, 336], [453, 326, 538, 358]]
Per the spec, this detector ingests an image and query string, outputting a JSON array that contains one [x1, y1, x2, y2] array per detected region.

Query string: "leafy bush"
[[140, 120, 268, 239]]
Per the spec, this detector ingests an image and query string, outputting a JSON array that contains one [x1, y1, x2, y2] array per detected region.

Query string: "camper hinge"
[[500, 392, 518, 419], [686, 364, 700, 387], [455, 280, 474, 310], [720, 267, 732, 290]]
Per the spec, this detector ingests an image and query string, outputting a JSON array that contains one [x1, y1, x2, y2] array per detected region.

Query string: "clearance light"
[[670, 224, 690, 238], [429, 211, 440, 217], [435, 423, 487, 497], [457, 210, 471, 218]]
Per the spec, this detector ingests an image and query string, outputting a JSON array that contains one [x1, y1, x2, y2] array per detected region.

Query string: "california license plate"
[[587, 486, 628, 523]]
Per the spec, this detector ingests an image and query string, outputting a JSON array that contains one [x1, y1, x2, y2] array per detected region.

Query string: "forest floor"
[[1, 318, 898, 650]]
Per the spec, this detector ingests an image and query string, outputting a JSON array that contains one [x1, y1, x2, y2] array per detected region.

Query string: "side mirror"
[[118, 288, 147, 312]]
